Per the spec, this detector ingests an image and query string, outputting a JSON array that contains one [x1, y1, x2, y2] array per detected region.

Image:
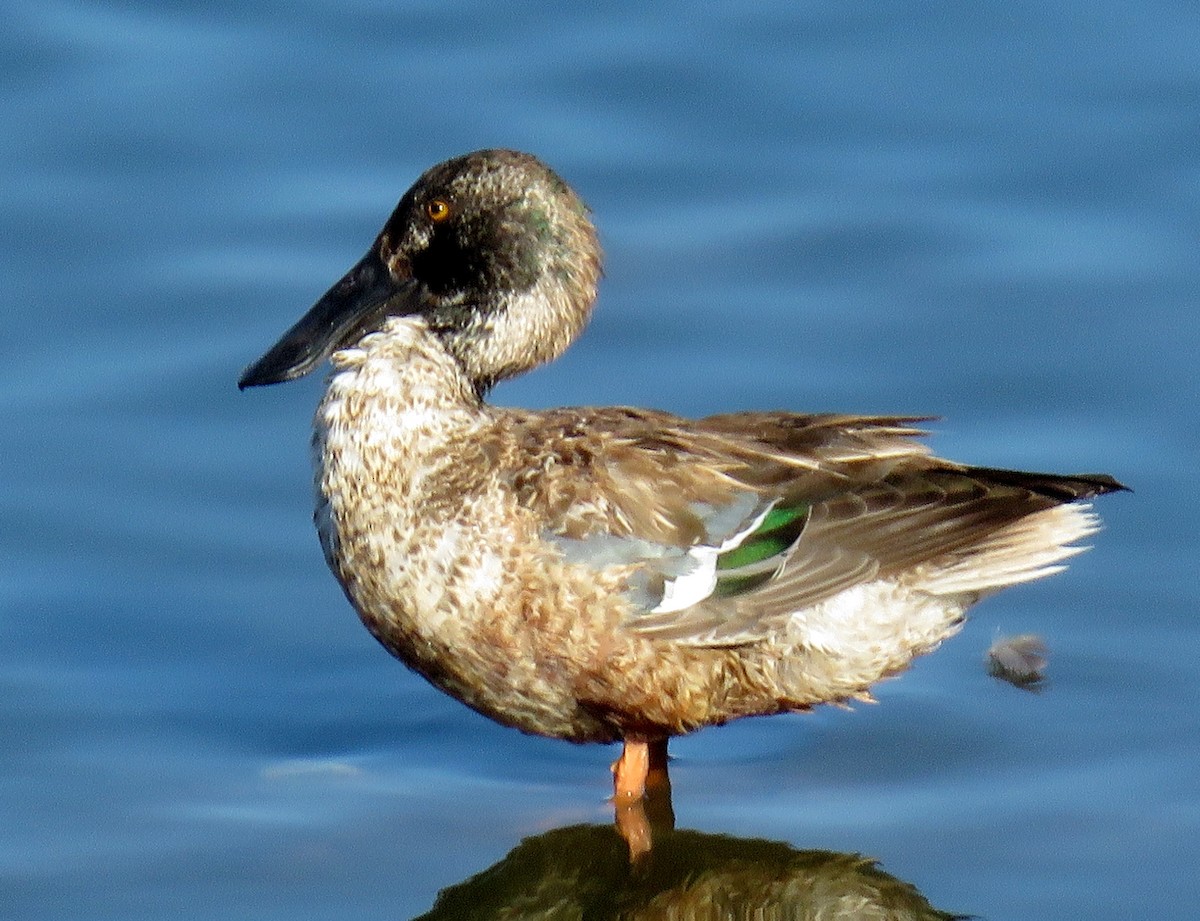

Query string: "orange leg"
[[611, 739, 650, 801], [611, 738, 671, 800], [612, 738, 671, 860]]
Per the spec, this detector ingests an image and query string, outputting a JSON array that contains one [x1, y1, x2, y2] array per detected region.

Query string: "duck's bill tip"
[[237, 365, 267, 390], [237, 345, 319, 390], [237, 370, 274, 391]]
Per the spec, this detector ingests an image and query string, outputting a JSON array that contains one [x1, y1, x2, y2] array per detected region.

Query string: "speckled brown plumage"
[[240, 149, 1125, 799]]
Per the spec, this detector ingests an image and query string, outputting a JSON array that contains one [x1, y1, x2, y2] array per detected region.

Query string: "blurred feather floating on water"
[[987, 634, 1049, 690]]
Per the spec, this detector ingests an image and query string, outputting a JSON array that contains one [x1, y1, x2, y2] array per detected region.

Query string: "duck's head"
[[239, 149, 601, 393]]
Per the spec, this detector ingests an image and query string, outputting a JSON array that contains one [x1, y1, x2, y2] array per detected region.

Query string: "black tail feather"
[[965, 467, 1129, 502]]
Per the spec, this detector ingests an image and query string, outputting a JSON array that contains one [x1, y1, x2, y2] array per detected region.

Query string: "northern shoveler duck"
[[240, 149, 1123, 809]]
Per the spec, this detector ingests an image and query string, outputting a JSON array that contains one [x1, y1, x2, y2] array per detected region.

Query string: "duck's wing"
[[504, 408, 1123, 647]]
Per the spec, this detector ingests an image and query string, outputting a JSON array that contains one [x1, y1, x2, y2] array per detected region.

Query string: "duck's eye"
[[426, 198, 452, 223]]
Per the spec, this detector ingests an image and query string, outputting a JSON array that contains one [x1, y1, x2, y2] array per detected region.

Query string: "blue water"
[[3, 2, 1197, 918]]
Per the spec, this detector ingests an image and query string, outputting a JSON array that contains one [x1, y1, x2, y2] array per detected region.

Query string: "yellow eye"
[[426, 198, 451, 222]]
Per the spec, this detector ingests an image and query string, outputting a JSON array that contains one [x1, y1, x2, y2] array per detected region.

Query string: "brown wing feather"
[[505, 408, 938, 541], [505, 406, 756, 546], [499, 406, 1124, 647]]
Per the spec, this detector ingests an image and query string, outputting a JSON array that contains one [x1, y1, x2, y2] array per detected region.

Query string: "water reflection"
[[413, 821, 961, 921]]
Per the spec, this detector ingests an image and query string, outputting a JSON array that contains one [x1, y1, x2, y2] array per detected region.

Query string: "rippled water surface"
[[3, 3, 1197, 918]]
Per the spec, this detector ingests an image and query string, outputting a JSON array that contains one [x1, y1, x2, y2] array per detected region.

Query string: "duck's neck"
[[321, 316, 483, 423], [314, 316, 487, 516]]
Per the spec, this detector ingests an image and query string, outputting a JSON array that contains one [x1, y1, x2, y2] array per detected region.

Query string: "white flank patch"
[[788, 579, 960, 671]]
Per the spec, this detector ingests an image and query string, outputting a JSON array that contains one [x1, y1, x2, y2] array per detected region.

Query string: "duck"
[[239, 148, 1124, 808]]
